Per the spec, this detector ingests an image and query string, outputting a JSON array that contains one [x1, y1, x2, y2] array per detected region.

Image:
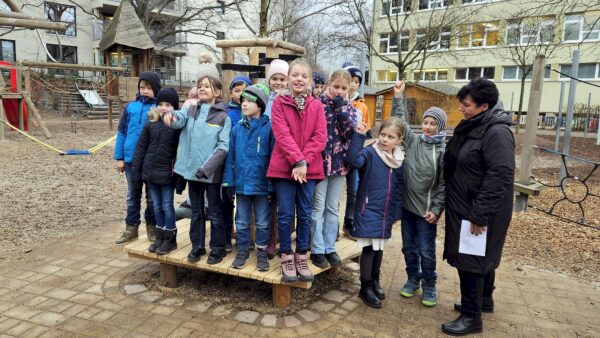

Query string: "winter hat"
[[266, 59, 289, 82], [229, 75, 252, 90], [344, 66, 363, 85], [197, 53, 220, 81], [138, 71, 161, 97], [423, 107, 447, 132], [156, 88, 180, 110], [313, 71, 325, 85], [241, 83, 271, 112]]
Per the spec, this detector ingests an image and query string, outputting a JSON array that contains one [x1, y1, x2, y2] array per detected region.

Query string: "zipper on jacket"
[[426, 144, 437, 212], [382, 168, 392, 238], [257, 136, 261, 153]]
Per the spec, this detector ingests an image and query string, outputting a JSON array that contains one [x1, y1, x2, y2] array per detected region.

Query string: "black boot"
[[441, 314, 482, 336], [156, 229, 177, 255], [372, 274, 385, 300], [148, 228, 164, 253], [454, 295, 494, 313], [359, 279, 382, 309]]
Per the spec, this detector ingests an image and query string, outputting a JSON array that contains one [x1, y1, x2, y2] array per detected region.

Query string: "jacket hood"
[[138, 71, 161, 97]]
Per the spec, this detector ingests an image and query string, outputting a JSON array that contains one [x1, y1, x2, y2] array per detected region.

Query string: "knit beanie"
[[423, 107, 447, 132], [138, 71, 161, 97], [230, 75, 252, 90], [156, 88, 180, 110], [344, 66, 363, 85], [241, 83, 271, 113], [197, 53, 220, 81], [313, 71, 325, 85], [267, 59, 289, 82], [188, 86, 197, 99]]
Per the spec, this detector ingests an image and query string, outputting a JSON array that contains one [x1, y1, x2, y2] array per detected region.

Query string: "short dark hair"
[[457, 78, 499, 109]]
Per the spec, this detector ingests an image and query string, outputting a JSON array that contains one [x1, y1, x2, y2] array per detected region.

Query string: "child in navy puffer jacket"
[[347, 117, 405, 309]]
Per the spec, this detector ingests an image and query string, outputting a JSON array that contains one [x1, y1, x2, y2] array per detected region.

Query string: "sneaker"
[[310, 253, 330, 269], [207, 249, 226, 265], [295, 252, 314, 282], [280, 253, 298, 283], [399, 277, 421, 298], [232, 250, 249, 269], [187, 247, 206, 263], [115, 225, 138, 245], [146, 223, 157, 242], [257, 249, 269, 272], [225, 243, 233, 253], [421, 279, 437, 307], [325, 252, 342, 266]]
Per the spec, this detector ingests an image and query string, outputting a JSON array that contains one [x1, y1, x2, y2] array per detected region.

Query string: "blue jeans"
[[311, 176, 345, 254], [401, 208, 437, 281], [275, 179, 316, 254], [124, 163, 155, 227], [235, 194, 271, 251], [188, 181, 226, 250], [344, 169, 359, 222], [148, 183, 176, 231]]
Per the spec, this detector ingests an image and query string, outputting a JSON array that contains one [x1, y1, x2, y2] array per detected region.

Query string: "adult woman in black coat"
[[441, 78, 515, 336]]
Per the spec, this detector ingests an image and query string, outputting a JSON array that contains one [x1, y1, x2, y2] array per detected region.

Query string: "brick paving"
[[0, 222, 597, 337]]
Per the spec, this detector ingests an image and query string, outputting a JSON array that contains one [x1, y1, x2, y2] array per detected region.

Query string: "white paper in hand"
[[459, 220, 487, 257]]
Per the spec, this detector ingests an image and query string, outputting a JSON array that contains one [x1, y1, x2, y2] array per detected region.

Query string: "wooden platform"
[[123, 220, 361, 308]]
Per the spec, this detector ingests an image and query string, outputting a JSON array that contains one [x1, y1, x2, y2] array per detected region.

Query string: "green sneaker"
[[421, 279, 437, 307], [399, 277, 420, 298], [115, 225, 138, 245]]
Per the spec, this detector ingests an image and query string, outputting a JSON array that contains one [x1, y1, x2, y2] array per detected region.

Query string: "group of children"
[[113, 55, 447, 310]]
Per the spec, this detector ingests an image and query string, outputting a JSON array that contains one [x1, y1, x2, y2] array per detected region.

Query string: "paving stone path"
[[0, 222, 598, 337]]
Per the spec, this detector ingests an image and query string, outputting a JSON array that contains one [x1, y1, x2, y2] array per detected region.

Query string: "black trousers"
[[221, 186, 234, 244], [458, 269, 495, 318], [188, 181, 226, 250]]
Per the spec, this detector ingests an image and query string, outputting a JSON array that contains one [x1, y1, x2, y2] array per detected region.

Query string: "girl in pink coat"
[[267, 58, 327, 283]]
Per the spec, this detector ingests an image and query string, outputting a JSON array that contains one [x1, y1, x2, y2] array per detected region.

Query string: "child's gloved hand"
[[223, 186, 236, 202], [333, 95, 346, 109]]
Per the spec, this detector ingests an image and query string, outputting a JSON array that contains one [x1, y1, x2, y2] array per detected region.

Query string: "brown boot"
[[146, 223, 156, 242], [115, 225, 138, 245]]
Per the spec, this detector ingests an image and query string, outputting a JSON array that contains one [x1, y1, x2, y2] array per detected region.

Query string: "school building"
[[0, 0, 254, 84], [369, 0, 600, 128]]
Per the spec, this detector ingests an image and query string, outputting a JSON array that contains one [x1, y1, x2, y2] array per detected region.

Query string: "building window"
[[502, 65, 551, 80], [506, 18, 556, 46], [44, 2, 76, 36], [399, 31, 409, 51], [0, 40, 15, 62], [377, 70, 398, 82], [216, 31, 225, 40], [461, 0, 492, 4], [379, 33, 398, 54], [417, 27, 451, 51], [381, 0, 409, 15], [215, 0, 225, 15], [47, 44, 77, 64], [414, 69, 448, 82], [455, 67, 495, 80], [458, 22, 499, 48], [564, 14, 600, 42], [560, 63, 600, 80], [418, 0, 448, 11]]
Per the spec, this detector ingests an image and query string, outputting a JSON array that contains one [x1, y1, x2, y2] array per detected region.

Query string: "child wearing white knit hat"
[[264, 59, 289, 118]]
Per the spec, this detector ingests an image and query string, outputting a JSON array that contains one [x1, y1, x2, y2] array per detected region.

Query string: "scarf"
[[373, 140, 404, 169], [293, 94, 307, 111], [350, 92, 360, 102], [420, 133, 446, 144]]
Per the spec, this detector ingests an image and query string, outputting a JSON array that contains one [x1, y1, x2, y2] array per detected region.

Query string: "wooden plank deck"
[[123, 219, 362, 308]]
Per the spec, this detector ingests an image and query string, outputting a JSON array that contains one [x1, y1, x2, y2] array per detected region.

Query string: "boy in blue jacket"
[[222, 84, 274, 271], [223, 75, 252, 251], [114, 71, 161, 245]]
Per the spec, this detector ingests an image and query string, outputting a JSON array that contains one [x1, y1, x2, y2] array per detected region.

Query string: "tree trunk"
[[259, 0, 269, 37], [516, 75, 526, 134]]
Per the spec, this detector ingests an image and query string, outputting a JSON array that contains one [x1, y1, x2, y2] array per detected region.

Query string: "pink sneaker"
[[280, 253, 298, 283], [295, 252, 314, 282]]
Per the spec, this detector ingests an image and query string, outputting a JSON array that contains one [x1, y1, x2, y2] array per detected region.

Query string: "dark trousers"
[[458, 269, 496, 318], [221, 186, 234, 245], [344, 169, 359, 222], [401, 208, 437, 281], [188, 181, 226, 250], [124, 163, 155, 226]]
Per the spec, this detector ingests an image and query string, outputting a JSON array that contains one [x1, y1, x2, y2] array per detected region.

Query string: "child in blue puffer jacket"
[[114, 71, 161, 245], [223, 84, 274, 272], [347, 117, 405, 309]]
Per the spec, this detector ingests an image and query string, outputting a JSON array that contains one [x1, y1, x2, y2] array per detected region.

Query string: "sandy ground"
[[0, 115, 599, 285]]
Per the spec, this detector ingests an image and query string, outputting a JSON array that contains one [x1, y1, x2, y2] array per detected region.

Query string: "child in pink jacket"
[[267, 58, 327, 283]]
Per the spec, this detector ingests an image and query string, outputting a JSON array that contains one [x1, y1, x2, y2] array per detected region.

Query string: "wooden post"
[[15, 68, 23, 131], [24, 68, 31, 131], [107, 71, 113, 131], [515, 54, 546, 212], [272, 284, 291, 308], [0, 98, 5, 141], [159, 263, 178, 288], [222, 47, 235, 102], [23, 92, 51, 138]]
